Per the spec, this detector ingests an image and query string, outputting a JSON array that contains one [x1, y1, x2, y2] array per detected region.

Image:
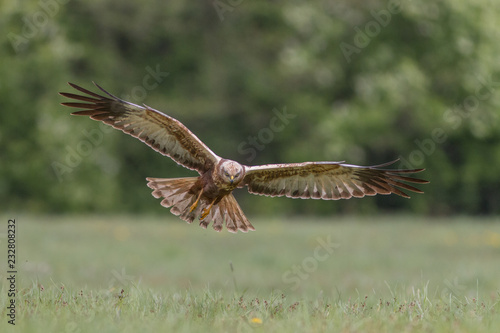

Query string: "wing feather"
[[60, 82, 221, 173], [243, 160, 428, 200]]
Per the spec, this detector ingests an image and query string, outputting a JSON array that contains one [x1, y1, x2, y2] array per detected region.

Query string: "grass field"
[[1, 214, 499, 332]]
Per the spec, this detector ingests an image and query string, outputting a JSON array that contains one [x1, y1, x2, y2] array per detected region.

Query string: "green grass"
[[1, 214, 500, 332]]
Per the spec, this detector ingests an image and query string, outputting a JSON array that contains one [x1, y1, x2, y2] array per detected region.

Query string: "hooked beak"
[[230, 175, 234, 184]]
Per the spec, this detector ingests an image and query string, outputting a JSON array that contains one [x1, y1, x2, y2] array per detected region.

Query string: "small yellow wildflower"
[[486, 231, 500, 248], [250, 317, 263, 324]]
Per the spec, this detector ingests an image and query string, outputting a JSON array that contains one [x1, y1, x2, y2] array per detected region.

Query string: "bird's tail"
[[146, 177, 255, 233], [200, 193, 255, 233]]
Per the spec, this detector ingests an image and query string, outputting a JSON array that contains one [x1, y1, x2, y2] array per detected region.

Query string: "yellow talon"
[[189, 190, 203, 213], [200, 198, 217, 220]]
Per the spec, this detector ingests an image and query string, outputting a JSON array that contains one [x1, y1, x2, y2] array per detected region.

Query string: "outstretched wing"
[[60, 82, 221, 173], [243, 160, 428, 200]]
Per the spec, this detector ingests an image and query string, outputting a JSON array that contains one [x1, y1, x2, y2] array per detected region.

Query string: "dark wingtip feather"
[[92, 81, 125, 102], [368, 159, 400, 168], [61, 102, 96, 109], [390, 168, 426, 174], [393, 188, 410, 198], [70, 110, 102, 116], [65, 82, 104, 99]]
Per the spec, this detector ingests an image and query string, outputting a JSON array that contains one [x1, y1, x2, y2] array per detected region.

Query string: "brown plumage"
[[60, 82, 429, 233]]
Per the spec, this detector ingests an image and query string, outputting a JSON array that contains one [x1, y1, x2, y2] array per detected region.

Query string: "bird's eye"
[[225, 172, 230, 177]]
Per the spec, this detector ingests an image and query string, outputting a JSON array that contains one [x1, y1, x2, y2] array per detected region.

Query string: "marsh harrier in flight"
[[60, 83, 428, 233]]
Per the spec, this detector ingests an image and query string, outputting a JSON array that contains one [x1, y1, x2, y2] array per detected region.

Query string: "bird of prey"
[[60, 82, 428, 233]]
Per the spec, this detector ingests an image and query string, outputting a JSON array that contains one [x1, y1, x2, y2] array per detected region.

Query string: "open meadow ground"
[[1, 214, 499, 332]]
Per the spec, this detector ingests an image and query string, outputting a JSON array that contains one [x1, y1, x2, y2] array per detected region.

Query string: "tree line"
[[1, 0, 499, 216]]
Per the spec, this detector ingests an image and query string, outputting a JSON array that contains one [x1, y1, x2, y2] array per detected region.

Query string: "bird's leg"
[[200, 198, 217, 220], [189, 190, 204, 213]]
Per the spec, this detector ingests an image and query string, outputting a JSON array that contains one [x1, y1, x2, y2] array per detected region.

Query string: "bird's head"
[[219, 160, 244, 185]]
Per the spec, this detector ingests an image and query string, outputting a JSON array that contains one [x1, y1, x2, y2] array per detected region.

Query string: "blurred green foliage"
[[1, 0, 499, 215]]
